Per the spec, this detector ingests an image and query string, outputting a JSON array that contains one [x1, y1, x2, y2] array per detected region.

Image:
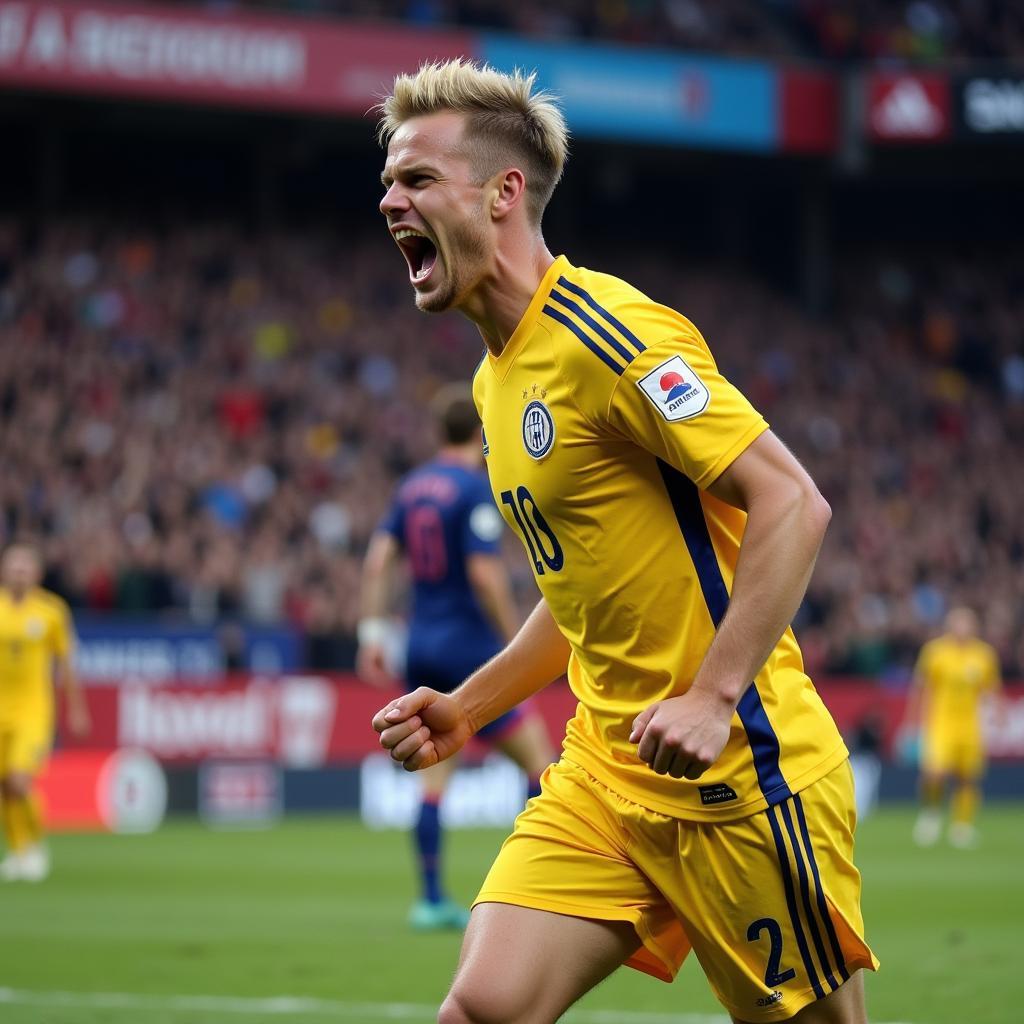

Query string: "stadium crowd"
[[0, 219, 1021, 678], [179, 0, 1024, 61]]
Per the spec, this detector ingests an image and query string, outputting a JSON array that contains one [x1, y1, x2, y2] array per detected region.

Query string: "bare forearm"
[[360, 533, 398, 619], [467, 556, 519, 643], [693, 487, 830, 707], [454, 598, 570, 733]]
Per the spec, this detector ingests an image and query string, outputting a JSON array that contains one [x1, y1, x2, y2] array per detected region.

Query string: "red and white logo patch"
[[637, 356, 710, 422]]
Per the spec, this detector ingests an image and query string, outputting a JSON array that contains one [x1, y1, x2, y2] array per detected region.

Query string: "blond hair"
[[377, 59, 569, 224]]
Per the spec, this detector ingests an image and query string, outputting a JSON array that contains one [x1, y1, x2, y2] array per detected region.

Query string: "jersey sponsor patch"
[[698, 783, 738, 805], [521, 399, 555, 460], [637, 355, 710, 422], [469, 503, 504, 543]]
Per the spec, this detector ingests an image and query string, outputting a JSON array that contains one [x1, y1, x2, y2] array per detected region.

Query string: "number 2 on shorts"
[[747, 917, 797, 986]]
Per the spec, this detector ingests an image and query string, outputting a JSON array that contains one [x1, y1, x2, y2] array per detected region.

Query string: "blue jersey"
[[380, 458, 506, 689]]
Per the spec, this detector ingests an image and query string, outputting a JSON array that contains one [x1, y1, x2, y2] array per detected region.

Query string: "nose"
[[379, 181, 409, 219]]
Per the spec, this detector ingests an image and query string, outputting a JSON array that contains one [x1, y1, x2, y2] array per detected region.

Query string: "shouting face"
[[380, 111, 491, 314]]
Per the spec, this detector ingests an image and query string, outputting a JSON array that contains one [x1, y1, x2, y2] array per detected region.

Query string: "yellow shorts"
[[475, 759, 878, 1022], [921, 730, 984, 780], [0, 715, 53, 777]]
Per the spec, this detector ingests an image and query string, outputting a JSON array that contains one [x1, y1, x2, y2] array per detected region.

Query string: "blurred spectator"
[[0, 218, 1021, 678], [170, 0, 1024, 60]]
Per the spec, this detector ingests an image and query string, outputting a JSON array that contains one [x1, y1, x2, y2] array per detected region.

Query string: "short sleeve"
[[605, 334, 768, 488], [50, 598, 74, 659], [462, 476, 503, 556], [986, 647, 1002, 691], [914, 643, 935, 686]]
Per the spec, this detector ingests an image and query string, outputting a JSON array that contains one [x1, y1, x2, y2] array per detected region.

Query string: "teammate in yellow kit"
[[905, 607, 1000, 848], [372, 61, 876, 1023], [0, 543, 90, 881]]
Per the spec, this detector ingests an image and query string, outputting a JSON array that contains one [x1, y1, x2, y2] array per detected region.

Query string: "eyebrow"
[[380, 164, 438, 187]]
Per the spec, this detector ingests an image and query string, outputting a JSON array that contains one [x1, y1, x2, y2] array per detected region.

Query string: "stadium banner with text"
[[479, 34, 779, 152], [60, 675, 1024, 765], [73, 617, 302, 682], [955, 71, 1024, 139], [865, 70, 952, 144], [0, 0, 472, 113]]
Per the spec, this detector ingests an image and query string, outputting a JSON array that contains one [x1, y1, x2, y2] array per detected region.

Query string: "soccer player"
[[905, 606, 1000, 849], [358, 383, 554, 930], [0, 542, 90, 881], [372, 61, 878, 1023]]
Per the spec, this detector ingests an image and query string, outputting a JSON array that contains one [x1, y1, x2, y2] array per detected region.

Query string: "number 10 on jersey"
[[500, 486, 564, 575]]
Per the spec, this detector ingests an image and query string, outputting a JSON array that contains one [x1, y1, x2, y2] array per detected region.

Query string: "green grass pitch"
[[0, 804, 1020, 1023]]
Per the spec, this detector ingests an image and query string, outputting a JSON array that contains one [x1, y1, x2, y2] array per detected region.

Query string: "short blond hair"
[[377, 59, 569, 224]]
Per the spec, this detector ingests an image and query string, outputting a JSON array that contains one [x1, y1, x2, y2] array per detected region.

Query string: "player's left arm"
[[631, 431, 831, 778], [53, 603, 90, 738]]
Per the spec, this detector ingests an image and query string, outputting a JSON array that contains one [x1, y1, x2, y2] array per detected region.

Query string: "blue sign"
[[74, 618, 301, 682], [480, 35, 779, 151]]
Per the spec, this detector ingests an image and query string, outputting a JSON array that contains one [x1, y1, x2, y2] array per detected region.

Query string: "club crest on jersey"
[[521, 399, 555, 460], [637, 355, 710, 422]]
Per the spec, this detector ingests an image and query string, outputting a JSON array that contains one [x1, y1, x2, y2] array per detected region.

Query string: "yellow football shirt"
[[0, 587, 73, 724], [916, 636, 999, 741], [474, 255, 847, 820]]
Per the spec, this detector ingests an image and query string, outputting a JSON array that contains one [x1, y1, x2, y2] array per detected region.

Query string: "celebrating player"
[[0, 543, 90, 881], [372, 60, 877, 1023], [904, 606, 1001, 848], [358, 383, 554, 930]]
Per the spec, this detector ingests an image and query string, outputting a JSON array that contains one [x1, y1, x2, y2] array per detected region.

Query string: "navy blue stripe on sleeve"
[[556, 276, 646, 355], [548, 289, 635, 366], [541, 305, 625, 375]]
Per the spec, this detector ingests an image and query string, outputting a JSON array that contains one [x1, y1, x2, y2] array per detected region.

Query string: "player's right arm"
[[356, 531, 401, 688], [901, 643, 933, 733], [466, 554, 518, 644], [373, 597, 569, 771]]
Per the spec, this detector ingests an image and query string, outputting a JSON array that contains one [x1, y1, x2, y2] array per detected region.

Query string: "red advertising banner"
[[780, 67, 838, 153], [58, 675, 1024, 765], [0, 1, 472, 114], [867, 71, 951, 143]]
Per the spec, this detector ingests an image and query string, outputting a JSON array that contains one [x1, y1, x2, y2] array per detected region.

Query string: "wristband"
[[357, 617, 390, 647]]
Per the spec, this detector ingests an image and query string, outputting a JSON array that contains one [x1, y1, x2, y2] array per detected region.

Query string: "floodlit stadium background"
[[0, 2, 1022, 1022]]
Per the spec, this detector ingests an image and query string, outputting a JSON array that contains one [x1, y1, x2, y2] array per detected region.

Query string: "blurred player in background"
[[358, 383, 553, 930], [373, 61, 876, 1023], [0, 543, 90, 881], [905, 606, 1001, 849]]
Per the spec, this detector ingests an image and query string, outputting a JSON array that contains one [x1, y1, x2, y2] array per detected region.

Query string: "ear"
[[488, 168, 527, 221]]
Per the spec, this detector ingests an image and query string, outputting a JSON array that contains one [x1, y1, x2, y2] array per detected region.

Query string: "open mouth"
[[393, 229, 438, 285]]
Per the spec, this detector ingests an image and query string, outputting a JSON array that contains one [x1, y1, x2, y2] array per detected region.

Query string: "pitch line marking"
[[0, 987, 916, 1024]]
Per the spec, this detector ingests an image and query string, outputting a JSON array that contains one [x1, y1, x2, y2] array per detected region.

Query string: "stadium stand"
[[2, 218, 1021, 677], [169, 0, 1024, 60]]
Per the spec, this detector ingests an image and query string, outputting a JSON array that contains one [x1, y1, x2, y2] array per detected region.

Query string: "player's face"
[[380, 111, 490, 314], [1, 548, 41, 593], [946, 607, 977, 641]]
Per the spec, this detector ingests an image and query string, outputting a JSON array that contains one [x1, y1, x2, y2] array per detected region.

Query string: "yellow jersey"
[[915, 636, 999, 739], [0, 587, 73, 724], [474, 255, 847, 820]]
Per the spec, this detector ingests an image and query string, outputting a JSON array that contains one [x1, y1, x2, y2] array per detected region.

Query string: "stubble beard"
[[415, 210, 489, 315]]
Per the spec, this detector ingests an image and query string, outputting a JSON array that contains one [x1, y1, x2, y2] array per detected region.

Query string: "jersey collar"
[[486, 255, 571, 382]]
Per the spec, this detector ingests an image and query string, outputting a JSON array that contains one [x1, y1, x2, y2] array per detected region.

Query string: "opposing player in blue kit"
[[358, 383, 553, 930]]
